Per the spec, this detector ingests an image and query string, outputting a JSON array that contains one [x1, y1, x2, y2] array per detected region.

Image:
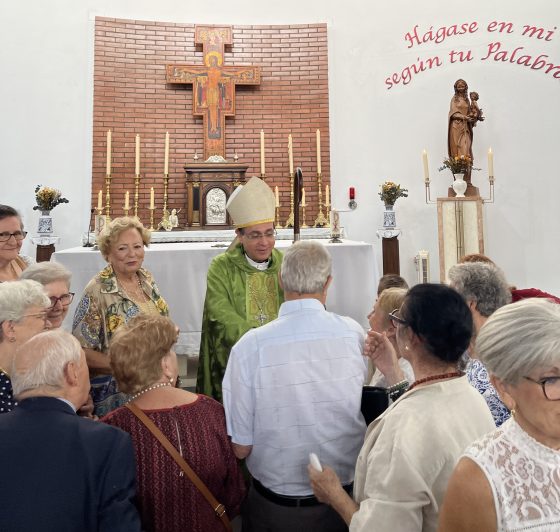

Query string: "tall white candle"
[[288, 134, 294, 175], [164, 132, 170, 175], [135, 134, 140, 176], [97, 190, 103, 210], [488, 147, 494, 177], [106, 130, 112, 175], [422, 149, 429, 182], [316, 129, 322, 175], [325, 184, 330, 207], [150, 187, 154, 209], [275, 186, 280, 207], [124, 191, 130, 210], [260, 130, 266, 175]]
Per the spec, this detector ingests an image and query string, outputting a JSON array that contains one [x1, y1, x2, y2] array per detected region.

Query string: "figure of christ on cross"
[[166, 26, 261, 160]]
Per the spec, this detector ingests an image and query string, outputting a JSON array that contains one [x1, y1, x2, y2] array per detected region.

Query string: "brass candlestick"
[[285, 172, 295, 228], [275, 205, 282, 228], [158, 173, 170, 229], [134, 174, 140, 217], [313, 173, 329, 227], [124, 208, 130, 217], [301, 204, 309, 228], [149, 207, 155, 231], [104, 174, 112, 220]]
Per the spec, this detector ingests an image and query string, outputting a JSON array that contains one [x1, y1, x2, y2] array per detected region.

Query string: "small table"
[[31, 235, 60, 262]]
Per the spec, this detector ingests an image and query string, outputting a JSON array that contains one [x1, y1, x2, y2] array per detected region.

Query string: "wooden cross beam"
[[166, 26, 261, 160]]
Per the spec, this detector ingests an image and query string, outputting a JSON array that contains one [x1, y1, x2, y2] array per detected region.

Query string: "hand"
[[364, 330, 403, 384], [308, 465, 344, 505]]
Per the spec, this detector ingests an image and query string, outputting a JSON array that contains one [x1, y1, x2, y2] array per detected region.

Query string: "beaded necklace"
[[128, 381, 172, 403], [408, 371, 464, 392]]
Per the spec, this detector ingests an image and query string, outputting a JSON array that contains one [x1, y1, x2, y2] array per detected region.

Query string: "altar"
[[53, 238, 379, 359]]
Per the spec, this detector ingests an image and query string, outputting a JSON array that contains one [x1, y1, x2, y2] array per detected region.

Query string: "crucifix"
[[166, 25, 261, 160]]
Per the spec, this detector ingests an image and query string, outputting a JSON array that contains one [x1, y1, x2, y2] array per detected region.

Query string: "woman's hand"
[[364, 330, 403, 385], [308, 465, 343, 505]]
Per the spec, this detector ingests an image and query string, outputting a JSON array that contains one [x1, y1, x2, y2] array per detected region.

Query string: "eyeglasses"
[[524, 376, 560, 401], [0, 231, 27, 242], [21, 311, 50, 326], [244, 230, 276, 241], [388, 308, 408, 327], [49, 292, 75, 308]]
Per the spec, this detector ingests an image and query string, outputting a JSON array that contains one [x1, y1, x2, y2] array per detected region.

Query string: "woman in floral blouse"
[[72, 216, 168, 417]]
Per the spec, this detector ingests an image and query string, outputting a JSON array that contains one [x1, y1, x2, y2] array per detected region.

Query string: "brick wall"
[[93, 18, 330, 226]]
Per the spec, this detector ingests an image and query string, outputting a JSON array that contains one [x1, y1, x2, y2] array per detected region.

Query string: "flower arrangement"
[[33, 185, 70, 212], [378, 181, 408, 206], [438, 155, 473, 175]]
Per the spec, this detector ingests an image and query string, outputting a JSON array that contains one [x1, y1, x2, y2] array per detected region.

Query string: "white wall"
[[1, 0, 558, 293]]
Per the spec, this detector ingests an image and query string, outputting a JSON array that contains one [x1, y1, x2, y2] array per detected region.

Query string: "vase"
[[37, 210, 53, 234], [383, 204, 396, 228], [452, 173, 467, 197]]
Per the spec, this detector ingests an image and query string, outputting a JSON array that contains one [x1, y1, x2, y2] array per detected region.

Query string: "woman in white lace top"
[[438, 298, 560, 532]]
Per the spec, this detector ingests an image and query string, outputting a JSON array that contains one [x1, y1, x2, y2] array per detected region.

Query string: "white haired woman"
[[21, 262, 74, 329], [72, 217, 169, 417], [0, 279, 51, 413], [448, 262, 512, 426], [439, 299, 560, 531]]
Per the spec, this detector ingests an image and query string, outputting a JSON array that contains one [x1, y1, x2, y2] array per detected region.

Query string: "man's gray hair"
[[448, 262, 511, 317], [476, 298, 560, 385], [11, 330, 82, 398], [0, 280, 51, 339], [281, 240, 331, 294], [20, 262, 72, 287]]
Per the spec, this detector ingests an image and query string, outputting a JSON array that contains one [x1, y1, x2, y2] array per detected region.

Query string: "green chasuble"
[[196, 243, 284, 401]]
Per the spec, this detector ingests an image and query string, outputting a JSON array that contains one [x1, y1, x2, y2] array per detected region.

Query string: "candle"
[[106, 130, 112, 175], [135, 134, 140, 176], [316, 129, 322, 175], [164, 132, 170, 175], [349, 187, 355, 200], [260, 130, 266, 175], [422, 149, 430, 182], [97, 190, 103, 210], [288, 134, 294, 175], [124, 191, 130, 210], [302, 188, 306, 207], [325, 185, 330, 207], [150, 187, 154, 209], [275, 186, 280, 207], [488, 147, 494, 177]]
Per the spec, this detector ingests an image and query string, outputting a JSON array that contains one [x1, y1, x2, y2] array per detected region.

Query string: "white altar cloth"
[[53, 239, 379, 356]]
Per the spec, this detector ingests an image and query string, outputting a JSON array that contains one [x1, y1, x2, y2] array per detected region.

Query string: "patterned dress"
[[0, 370, 17, 414], [102, 395, 245, 532], [72, 264, 168, 416]]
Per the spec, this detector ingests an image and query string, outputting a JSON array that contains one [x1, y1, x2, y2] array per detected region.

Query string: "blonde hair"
[[97, 216, 151, 260], [376, 287, 408, 328], [109, 314, 178, 394]]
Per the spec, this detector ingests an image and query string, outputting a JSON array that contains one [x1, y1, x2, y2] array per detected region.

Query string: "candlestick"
[[159, 172, 170, 231], [285, 172, 295, 228], [488, 147, 494, 177], [134, 175, 140, 218], [104, 173, 111, 219], [313, 172, 329, 227], [301, 203, 308, 229], [316, 129, 322, 175], [150, 187, 155, 210], [97, 190, 103, 211], [275, 206, 282, 229], [124, 191, 130, 211], [260, 129, 266, 175], [106, 130, 112, 175], [422, 149, 430, 183], [135, 134, 140, 176], [164, 132, 169, 174], [288, 134, 294, 175], [325, 185, 330, 207], [149, 207, 155, 231]]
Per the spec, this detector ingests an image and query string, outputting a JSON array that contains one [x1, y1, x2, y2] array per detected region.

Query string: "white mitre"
[[226, 176, 276, 229]]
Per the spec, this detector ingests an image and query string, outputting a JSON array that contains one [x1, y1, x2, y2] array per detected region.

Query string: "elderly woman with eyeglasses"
[[438, 299, 560, 532], [0, 205, 32, 282], [308, 284, 494, 532], [0, 279, 51, 413], [21, 262, 74, 329]]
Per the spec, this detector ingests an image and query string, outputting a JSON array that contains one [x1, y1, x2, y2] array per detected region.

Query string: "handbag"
[[126, 402, 232, 531], [360, 386, 389, 426]]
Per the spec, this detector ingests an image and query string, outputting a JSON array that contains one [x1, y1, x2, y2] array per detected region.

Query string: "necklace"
[[117, 273, 148, 304], [408, 371, 464, 392], [128, 381, 172, 402]]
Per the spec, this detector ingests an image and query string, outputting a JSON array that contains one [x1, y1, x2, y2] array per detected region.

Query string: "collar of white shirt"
[[279, 298, 325, 316]]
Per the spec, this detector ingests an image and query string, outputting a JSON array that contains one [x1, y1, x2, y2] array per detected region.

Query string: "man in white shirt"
[[223, 240, 367, 532]]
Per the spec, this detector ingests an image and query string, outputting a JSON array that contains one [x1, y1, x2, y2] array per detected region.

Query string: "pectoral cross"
[[166, 25, 261, 160], [255, 309, 268, 326]]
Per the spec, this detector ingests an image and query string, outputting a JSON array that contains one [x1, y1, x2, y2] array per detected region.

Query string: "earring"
[[169, 376, 174, 384], [404, 344, 409, 351], [510, 408, 516, 417]]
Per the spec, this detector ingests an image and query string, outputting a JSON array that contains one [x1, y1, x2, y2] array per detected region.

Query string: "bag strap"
[[126, 402, 232, 531]]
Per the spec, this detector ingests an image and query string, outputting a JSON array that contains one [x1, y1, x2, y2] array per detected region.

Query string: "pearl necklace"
[[116, 273, 147, 303], [128, 381, 172, 402]]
